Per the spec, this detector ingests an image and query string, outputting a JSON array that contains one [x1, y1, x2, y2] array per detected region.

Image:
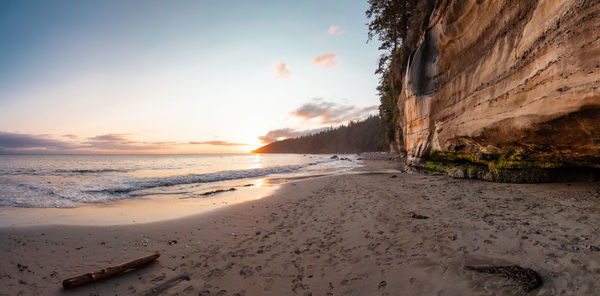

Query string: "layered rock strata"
[[398, 0, 600, 181]]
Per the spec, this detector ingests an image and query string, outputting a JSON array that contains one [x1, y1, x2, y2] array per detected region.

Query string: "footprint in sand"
[[151, 274, 166, 283], [239, 265, 254, 278]]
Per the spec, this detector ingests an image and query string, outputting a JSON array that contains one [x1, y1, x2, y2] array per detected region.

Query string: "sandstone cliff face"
[[398, 0, 600, 181]]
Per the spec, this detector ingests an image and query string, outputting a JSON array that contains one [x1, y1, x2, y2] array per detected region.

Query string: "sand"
[[1, 159, 599, 295]]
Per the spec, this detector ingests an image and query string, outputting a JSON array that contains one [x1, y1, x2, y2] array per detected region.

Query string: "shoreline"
[[0, 179, 281, 228], [1, 159, 599, 295], [0, 153, 364, 227], [0, 156, 376, 228]]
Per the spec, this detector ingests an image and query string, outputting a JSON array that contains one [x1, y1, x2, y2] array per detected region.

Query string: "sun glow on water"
[[254, 178, 264, 187], [252, 154, 262, 169]]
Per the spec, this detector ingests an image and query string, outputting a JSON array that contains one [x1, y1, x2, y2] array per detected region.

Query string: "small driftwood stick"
[[62, 252, 160, 289], [409, 211, 429, 219]]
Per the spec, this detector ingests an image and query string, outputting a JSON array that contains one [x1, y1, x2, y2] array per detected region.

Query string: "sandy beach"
[[1, 159, 599, 295]]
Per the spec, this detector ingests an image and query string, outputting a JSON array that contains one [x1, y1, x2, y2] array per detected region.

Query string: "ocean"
[[0, 154, 360, 209]]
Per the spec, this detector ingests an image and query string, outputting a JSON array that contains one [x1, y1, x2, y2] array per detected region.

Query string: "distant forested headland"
[[252, 116, 387, 154]]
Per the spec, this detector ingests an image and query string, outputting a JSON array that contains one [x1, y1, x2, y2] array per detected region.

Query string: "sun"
[[239, 136, 264, 153]]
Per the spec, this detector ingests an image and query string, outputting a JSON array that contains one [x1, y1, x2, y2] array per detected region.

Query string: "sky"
[[0, 0, 381, 154]]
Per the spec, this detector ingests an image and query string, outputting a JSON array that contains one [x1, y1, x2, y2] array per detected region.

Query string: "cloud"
[[0, 131, 252, 153], [327, 25, 345, 35], [290, 98, 378, 124], [189, 141, 247, 146], [87, 133, 129, 142], [0, 132, 177, 153], [83, 134, 173, 151], [311, 52, 337, 68], [0, 132, 78, 152], [256, 99, 378, 144], [274, 62, 290, 79], [258, 128, 325, 144], [0, 130, 257, 154]]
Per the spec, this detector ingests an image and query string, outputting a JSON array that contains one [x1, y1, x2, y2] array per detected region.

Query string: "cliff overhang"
[[397, 0, 600, 182]]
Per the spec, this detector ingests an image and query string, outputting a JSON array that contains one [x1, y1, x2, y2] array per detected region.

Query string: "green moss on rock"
[[424, 151, 600, 183]]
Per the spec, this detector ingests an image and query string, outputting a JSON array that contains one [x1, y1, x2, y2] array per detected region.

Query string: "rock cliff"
[[398, 0, 600, 181]]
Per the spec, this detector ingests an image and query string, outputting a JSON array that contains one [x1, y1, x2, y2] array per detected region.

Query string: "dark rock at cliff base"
[[397, 0, 600, 182]]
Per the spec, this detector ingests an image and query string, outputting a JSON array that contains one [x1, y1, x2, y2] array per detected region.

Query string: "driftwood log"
[[465, 265, 543, 292], [62, 252, 160, 289]]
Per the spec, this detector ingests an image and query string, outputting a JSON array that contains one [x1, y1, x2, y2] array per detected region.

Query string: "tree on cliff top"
[[366, 0, 435, 146]]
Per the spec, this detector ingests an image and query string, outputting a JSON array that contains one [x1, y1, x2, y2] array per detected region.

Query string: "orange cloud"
[[189, 141, 247, 146], [0, 131, 248, 154], [327, 25, 345, 35], [311, 53, 337, 68], [83, 134, 173, 151], [257, 127, 326, 143], [274, 62, 290, 79], [290, 98, 378, 124]]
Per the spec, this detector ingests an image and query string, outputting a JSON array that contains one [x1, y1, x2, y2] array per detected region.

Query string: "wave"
[[55, 169, 129, 174], [1, 160, 334, 208], [1, 184, 79, 208], [88, 161, 328, 195], [1, 168, 129, 176], [0, 168, 41, 176]]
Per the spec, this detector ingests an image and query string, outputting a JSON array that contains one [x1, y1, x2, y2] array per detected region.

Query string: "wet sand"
[[1, 160, 599, 295]]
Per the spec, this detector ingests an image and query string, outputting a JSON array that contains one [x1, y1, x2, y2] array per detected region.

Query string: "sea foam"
[[0, 156, 351, 208]]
